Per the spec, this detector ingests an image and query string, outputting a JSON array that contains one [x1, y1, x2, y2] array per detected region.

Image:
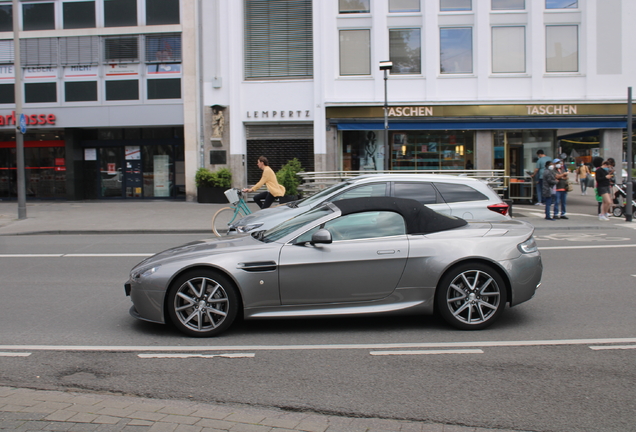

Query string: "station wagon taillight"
[[487, 203, 510, 216]]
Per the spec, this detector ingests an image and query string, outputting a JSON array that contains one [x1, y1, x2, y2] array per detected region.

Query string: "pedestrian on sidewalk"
[[542, 160, 558, 220], [243, 156, 286, 209], [532, 149, 552, 206], [576, 162, 591, 195], [553, 158, 569, 219], [593, 156, 613, 221]]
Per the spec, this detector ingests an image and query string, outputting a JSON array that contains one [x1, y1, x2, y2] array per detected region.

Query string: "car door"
[[392, 181, 451, 214], [278, 211, 409, 305]]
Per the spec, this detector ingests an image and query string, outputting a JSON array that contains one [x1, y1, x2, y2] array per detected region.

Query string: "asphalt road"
[[1, 232, 635, 432]]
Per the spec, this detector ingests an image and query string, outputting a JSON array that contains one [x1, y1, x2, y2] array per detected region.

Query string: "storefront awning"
[[333, 120, 627, 130]]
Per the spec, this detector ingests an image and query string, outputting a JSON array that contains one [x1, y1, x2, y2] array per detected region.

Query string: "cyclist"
[[242, 156, 286, 209]]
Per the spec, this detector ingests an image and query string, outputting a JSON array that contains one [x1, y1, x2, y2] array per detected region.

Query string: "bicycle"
[[212, 188, 253, 237]]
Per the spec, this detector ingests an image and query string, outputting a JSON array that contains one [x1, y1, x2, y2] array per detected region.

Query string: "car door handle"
[[377, 250, 395, 255]]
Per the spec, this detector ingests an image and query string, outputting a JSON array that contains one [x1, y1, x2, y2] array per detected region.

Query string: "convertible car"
[[125, 197, 542, 337]]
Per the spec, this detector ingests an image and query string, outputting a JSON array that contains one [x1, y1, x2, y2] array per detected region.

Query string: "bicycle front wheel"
[[212, 207, 236, 237]]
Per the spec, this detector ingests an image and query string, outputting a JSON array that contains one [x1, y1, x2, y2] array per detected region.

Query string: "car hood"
[[230, 204, 305, 230], [132, 234, 267, 270]]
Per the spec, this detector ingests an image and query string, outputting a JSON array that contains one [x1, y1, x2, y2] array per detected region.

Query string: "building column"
[[600, 129, 622, 163], [475, 130, 493, 170]]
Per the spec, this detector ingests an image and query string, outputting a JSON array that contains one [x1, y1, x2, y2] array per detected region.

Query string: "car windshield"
[[258, 205, 334, 243], [293, 181, 353, 207]]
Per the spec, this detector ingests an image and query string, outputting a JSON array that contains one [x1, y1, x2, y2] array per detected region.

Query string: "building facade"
[[200, 0, 633, 195], [0, 0, 192, 200]]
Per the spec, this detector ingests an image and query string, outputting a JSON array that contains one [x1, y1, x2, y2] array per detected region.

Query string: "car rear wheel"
[[436, 263, 507, 330], [167, 270, 239, 337]]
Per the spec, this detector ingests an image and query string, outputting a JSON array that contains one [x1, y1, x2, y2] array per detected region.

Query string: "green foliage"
[[195, 167, 232, 188], [276, 158, 304, 196]]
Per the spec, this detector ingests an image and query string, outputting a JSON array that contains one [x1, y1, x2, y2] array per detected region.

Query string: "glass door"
[[99, 148, 123, 197]]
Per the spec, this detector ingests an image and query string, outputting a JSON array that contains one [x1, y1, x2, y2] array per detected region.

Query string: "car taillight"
[[488, 202, 509, 216]]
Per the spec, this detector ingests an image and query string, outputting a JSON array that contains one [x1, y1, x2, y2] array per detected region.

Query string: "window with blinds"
[[0, 40, 14, 64], [20, 38, 58, 66], [145, 34, 181, 63], [244, 0, 313, 79], [104, 36, 139, 63], [60, 36, 99, 65]]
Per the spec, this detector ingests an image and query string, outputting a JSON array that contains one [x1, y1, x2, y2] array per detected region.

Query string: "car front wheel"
[[167, 270, 239, 337], [436, 263, 507, 330]]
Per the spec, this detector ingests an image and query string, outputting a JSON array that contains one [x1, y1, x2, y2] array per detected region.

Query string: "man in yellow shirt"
[[243, 156, 286, 209]]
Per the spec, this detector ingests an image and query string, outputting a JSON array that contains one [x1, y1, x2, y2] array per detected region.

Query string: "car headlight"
[[517, 237, 538, 254], [132, 265, 160, 280], [236, 223, 263, 233]]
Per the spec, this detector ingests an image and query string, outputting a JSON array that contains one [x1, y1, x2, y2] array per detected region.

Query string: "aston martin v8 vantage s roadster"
[[125, 197, 541, 337]]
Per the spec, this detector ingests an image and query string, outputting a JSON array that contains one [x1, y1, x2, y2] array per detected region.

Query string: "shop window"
[[387, 130, 474, 171], [25, 82, 57, 103], [339, 0, 369, 13], [339, 29, 370, 75], [546, 0, 577, 9], [23, 2, 55, 31], [147, 78, 181, 99], [105, 80, 139, 101], [145, 34, 181, 62], [65, 81, 98, 102], [546, 25, 578, 72], [0, 4, 12, 32], [104, 0, 137, 27], [0, 83, 14, 104], [389, 0, 420, 12], [492, 0, 524, 9], [492, 26, 525, 73], [440, 0, 471, 11], [146, 0, 179, 25], [105, 36, 139, 63], [440, 27, 473, 74], [244, 0, 313, 79], [390, 29, 421, 74], [63, 1, 96, 29], [142, 144, 173, 198]]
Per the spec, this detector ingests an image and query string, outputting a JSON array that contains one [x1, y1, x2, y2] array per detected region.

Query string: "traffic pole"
[[13, 0, 26, 219], [626, 87, 633, 222]]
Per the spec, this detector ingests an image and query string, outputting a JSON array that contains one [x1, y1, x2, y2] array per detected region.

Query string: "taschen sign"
[[0, 111, 56, 126]]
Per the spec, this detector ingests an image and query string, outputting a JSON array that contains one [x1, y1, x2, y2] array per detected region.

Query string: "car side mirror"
[[310, 229, 332, 245]]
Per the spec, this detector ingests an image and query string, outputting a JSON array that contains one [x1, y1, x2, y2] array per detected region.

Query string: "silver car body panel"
[[127, 209, 540, 326]]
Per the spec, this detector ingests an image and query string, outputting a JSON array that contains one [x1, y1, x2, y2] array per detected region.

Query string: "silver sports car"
[[125, 197, 542, 337]]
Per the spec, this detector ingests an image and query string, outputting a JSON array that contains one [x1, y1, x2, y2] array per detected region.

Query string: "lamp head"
[[379, 61, 393, 71]]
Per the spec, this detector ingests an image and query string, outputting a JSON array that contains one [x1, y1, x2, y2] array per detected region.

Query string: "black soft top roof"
[[330, 197, 468, 234]]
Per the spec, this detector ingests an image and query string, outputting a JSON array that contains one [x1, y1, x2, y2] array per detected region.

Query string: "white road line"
[[370, 349, 483, 356], [0, 352, 31, 357], [589, 345, 636, 351], [138, 353, 255, 359], [1, 338, 636, 352], [540, 244, 636, 250], [0, 253, 153, 258]]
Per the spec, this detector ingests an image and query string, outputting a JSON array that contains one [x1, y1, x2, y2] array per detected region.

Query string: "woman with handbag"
[[576, 162, 591, 195]]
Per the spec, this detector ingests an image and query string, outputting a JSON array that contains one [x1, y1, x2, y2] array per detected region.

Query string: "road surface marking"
[[540, 244, 636, 250], [589, 345, 636, 351], [138, 353, 255, 359], [0, 352, 31, 357], [2, 338, 636, 352], [370, 349, 483, 356], [0, 253, 153, 258]]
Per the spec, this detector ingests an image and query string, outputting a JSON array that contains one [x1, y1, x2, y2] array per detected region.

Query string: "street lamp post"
[[379, 61, 393, 171], [626, 87, 633, 222]]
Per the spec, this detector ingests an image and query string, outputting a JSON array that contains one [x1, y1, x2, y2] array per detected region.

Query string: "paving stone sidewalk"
[[0, 386, 530, 432]]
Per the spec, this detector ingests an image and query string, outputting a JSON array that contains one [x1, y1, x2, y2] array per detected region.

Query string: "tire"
[[613, 206, 624, 217], [166, 270, 239, 337], [436, 263, 507, 330], [212, 207, 236, 237]]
